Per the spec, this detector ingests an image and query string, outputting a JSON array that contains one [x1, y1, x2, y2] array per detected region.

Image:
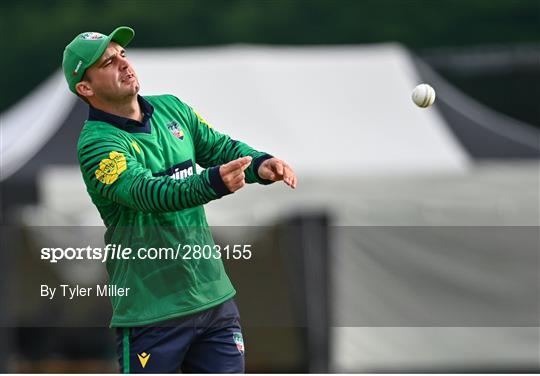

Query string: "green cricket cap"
[[62, 26, 135, 94]]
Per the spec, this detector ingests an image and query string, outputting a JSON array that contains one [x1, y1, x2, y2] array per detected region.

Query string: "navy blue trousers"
[[116, 299, 245, 373]]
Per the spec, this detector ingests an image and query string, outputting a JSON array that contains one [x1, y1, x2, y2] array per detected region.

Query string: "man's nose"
[[119, 56, 129, 70]]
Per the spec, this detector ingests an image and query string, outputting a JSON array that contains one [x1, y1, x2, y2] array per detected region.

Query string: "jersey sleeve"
[[174, 97, 274, 185], [77, 135, 231, 213]]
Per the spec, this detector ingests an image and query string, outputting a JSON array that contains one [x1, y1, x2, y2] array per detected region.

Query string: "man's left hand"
[[258, 158, 297, 189]]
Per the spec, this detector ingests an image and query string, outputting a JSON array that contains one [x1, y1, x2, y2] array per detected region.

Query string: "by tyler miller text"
[[41, 284, 130, 300]]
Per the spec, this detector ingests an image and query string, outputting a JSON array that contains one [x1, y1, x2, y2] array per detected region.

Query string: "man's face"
[[80, 42, 140, 102]]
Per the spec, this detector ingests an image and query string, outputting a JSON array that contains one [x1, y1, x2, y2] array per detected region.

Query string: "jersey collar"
[[87, 95, 154, 134]]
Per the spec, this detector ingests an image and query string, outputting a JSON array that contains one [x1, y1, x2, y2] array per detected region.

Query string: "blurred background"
[[1, 0, 539, 373]]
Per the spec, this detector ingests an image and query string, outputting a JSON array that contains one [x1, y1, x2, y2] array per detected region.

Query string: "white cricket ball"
[[411, 83, 436, 108]]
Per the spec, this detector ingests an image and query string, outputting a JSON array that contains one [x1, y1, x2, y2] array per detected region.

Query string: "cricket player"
[[62, 26, 297, 373]]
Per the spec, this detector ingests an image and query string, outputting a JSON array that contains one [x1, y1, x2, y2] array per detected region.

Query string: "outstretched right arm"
[[77, 137, 229, 213]]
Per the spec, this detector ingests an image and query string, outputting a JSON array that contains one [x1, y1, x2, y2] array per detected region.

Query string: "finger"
[[231, 172, 246, 183], [282, 174, 291, 186], [222, 156, 252, 174], [283, 171, 297, 189], [256, 165, 273, 180], [232, 164, 247, 176], [221, 160, 240, 175], [259, 166, 277, 180], [239, 156, 252, 169], [289, 176, 296, 189], [267, 171, 280, 181], [223, 171, 244, 188], [282, 166, 294, 185], [230, 178, 246, 191], [241, 158, 252, 171], [275, 161, 284, 176], [228, 170, 245, 182]]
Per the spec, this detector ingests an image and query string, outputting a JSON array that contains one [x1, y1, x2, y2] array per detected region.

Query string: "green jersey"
[[77, 94, 272, 327]]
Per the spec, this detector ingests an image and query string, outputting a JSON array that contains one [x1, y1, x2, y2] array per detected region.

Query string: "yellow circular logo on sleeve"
[[95, 151, 127, 185]]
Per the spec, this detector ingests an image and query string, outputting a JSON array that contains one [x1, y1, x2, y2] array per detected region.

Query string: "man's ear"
[[75, 80, 94, 99]]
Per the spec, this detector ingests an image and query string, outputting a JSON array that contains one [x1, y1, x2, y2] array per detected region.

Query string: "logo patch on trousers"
[[233, 332, 245, 354], [137, 352, 150, 368]]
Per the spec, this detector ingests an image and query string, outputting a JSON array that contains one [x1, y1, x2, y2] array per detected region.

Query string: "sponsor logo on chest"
[[170, 165, 193, 180], [154, 160, 194, 180]]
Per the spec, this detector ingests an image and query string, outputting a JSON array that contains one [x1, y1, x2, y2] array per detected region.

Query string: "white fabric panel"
[[21, 162, 538, 227], [129, 44, 469, 176], [329, 223, 538, 371], [204, 162, 539, 227], [0, 71, 76, 181], [331, 327, 539, 372]]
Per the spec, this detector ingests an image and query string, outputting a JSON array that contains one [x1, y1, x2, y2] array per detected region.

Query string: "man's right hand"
[[219, 156, 252, 192]]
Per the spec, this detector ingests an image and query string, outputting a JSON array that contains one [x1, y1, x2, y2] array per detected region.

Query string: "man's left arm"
[[183, 102, 296, 188]]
